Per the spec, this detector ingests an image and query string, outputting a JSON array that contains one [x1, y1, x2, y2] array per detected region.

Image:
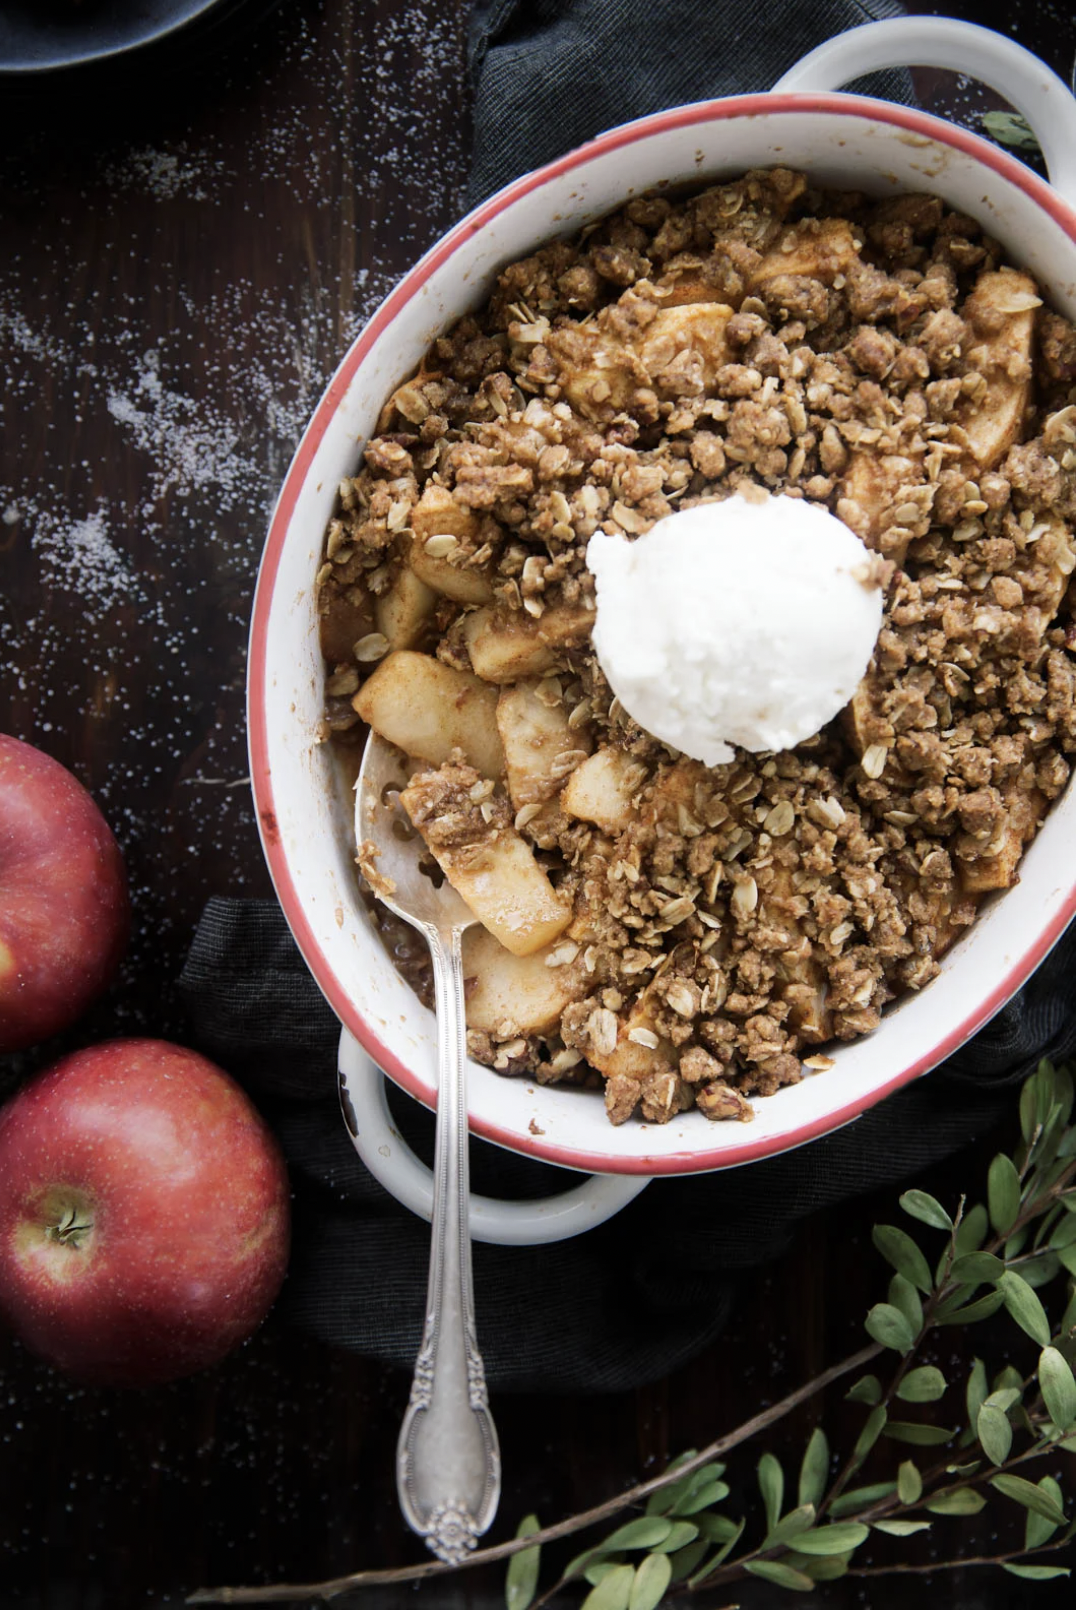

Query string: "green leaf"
[[602, 1519, 673, 1553], [1052, 1063, 1075, 1127], [1061, 1284, 1076, 1334], [666, 1538, 709, 1585], [845, 1375, 882, 1406], [665, 1462, 725, 1514], [889, 1273, 923, 1334], [988, 1154, 1021, 1235], [897, 1366, 947, 1404], [1021, 1062, 1053, 1142], [628, 1552, 671, 1610], [966, 1358, 988, 1427], [865, 1302, 915, 1354], [950, 1251, 1005, 1286], [873, 1518, 932, 1536], [899, 1189, 953, 1231], [1002, 1564, 1072, 1581], [851, 1406, 887, 1468], [694, 1513, 739, 1544], [1019, 1253, 1060, 1289], [829, 1481, 896, 1517], [757, 1452, 784, 1535], [764, 1505, 816, 1550], [982, 1387, 1022, 1414], [581, 1565, 635, 1610], [585, 1562, 625, 1587], [798, 1427, 830, 1511], [998, 1270, 1052, 1347], [884, 1422, 956, 1446], [937, 1288, 1005, 1327], [990, 1474, 1067, 1525], [925, 1488, 986, 1515], [980, 110, 1043, 151], [1051, 1213, 1076, 1250], [648, 1522, 699, 1554], [1026, 1476, 1064, 1550], [1057, 1245, 1076, 1277], [673, 1482, 728, 1517], [897, 1460, 922, 1505], [787, 1553, 852, 1583], [954, 1202, 990, 1256], [1005, 1225, 1030, 1261], [792, 1523, 869, 1556], [506, 1514, 541, 1610], [873, 1224, 934, 1294], [645, 1453, 705, 1515], [743, 1560, 815, 1592], [690, 1516, 744, 1578], [977, 1403, 1013, 1466]]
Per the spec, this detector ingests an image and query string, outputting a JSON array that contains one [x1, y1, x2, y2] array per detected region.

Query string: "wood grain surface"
[[1, 1, 1075, 1605]]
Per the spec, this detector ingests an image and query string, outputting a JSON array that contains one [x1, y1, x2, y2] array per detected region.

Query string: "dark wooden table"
[[2, 2, 1075, 1605]]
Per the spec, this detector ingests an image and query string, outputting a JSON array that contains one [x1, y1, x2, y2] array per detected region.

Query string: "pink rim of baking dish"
[[249, 88, 1076, 1177]]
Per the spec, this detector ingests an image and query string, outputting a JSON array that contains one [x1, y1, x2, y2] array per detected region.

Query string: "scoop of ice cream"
[[586, 493, 884, 766]]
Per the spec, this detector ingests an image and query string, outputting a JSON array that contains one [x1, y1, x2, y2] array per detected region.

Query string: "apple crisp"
[[318, 167, 1076, 1126]]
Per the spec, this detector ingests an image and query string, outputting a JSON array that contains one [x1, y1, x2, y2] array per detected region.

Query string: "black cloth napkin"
[[180, 897, 1076, 1393], [179, 0, 1076, 1392], [467, 0, 912, 207]]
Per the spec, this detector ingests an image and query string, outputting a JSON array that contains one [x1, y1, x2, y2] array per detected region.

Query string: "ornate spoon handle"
[[396, 922, 501, 1564]]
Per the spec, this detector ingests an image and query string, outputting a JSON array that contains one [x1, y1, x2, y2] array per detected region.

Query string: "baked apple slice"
[[496, 680, 591, 810], [560, 748, 649, 834], [462, 926, 587, 1037], [375, 566, 436, 651], [464, 600, 596, 683], [399, 761, 572, 957], [352, 651, 505, 778], [958, 268, 1039, 470]]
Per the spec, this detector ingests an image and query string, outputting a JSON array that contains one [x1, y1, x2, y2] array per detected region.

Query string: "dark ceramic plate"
[[0, 0, 231, 73]]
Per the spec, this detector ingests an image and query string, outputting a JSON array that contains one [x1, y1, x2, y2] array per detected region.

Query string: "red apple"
[[0, 734, 130, 1053], [0, 1039, 290, 1386]]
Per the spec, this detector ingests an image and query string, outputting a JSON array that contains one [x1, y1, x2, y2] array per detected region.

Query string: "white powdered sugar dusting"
[[101, 143, 231, 201], [0, 1, 471, 1024], [31, 504, 136, 619], [106, 348, 255, 509]]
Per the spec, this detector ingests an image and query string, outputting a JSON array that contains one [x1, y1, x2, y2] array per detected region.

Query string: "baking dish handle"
[[772, 16, 1076, 210], [337, 1028, 649, 1245]]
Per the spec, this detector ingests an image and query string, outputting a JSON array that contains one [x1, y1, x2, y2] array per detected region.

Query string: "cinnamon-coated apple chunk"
[[749, 217, 860, 288], [462, 927, 587, 1037], [374, 566, 436, 651], [496, 679, 591, 809], [409, 485, 495, 603], [559, 748, 648, 834], [399, 760, 571, 957], [463, 600, 596, 683], [352, 651, 505, 778], [959, 268, 1039, 470], [633, 302, 734, 392]]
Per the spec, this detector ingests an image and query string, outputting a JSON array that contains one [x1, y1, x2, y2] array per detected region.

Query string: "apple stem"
[[48, 1206, 93, 1248]]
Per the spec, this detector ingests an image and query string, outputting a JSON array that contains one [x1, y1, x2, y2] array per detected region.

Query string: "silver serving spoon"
[[354, 733, 500, 1564]]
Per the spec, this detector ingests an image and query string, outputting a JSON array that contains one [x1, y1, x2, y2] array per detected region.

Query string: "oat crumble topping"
[[317, 168, 1076, 1126]]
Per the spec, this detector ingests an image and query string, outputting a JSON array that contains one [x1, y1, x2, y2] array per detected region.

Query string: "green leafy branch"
[[189, 1062, 1076, 1607]]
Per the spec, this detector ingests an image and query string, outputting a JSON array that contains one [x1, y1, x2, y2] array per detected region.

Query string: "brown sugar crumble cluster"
[[319, 167, 1076, 1127]]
